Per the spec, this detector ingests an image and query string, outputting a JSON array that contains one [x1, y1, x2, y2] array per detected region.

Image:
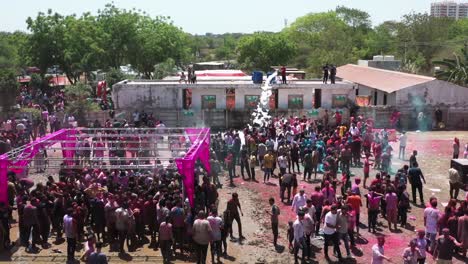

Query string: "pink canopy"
[[176, 128, 211, 207], [0, 129, 77, 204]]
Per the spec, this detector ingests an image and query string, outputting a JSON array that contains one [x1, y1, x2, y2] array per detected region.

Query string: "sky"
[[0, 0, 450, 34]]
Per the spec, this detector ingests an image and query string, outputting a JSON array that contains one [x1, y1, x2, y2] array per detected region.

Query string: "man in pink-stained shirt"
[[309, 186, 325, 236], [159, 216, 173, 263], [385, 187, 398, 231], [322, 181, 336, 204], [366, 188, 383, 233]]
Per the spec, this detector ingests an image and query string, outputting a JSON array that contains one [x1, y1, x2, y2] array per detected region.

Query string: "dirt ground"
[[1, 131, 468, 264]]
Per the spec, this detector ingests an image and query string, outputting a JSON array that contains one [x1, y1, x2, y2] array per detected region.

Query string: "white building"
[[337, 64, 468, 107], [111, 72, 356, 128], [431, 1, 468, 19], [112, 79, 355, 110]]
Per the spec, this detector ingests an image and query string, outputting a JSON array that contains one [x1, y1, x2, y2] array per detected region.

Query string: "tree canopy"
[[0, 4, 466, 84], [24, 4, 190, 81], [129, 16, 188, 78], [284, 12, 355, 75], [236, 32, 297, 72], [434, 44, 468, 86]]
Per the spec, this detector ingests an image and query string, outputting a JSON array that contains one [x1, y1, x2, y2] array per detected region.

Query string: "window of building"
[[288, 95, 303, 109], [373, 91, 378, 105], [332, 94, 347, 108], [245, 95, 259, 109], [201, 95, 216, 109], [383, 93, 387, 105]]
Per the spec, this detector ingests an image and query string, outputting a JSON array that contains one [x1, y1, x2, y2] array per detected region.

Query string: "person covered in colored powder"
[[371, 235, 392, 263]]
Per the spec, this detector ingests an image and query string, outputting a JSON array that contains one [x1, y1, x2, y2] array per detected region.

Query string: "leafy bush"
[[20, 107, 42, 120], [64, 83, 100, 126]]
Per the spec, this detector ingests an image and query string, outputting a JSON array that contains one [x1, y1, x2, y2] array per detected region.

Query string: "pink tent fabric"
[[176, 128, 211, 207], [0, 129, 77, 204], [185, 128, 202, 143]]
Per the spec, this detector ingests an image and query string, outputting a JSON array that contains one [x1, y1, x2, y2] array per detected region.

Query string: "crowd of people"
[[1, 103, 468, 264], [0, 84, 68, 155], [209, 113, 468, 264], [0, 116, 251, 264]]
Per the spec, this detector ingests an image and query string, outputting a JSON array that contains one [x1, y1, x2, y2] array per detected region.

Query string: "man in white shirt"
[[323, 205, 342, 260], [305, 199, 316, 223], [415, 229, 427, 263], [277, 154, 288, 176], [63, 208, 77, 262], [291, 189, 307, 214], [399, 132, 408, 160], [372, 236, 392, 264], [293, 211, 306, 264], [448, 166, 461, 200], [302, 205, 315, 261], [115, 203, 133, 253], [424, 197, 440, 253], [349, 124, 360, 137], [207, 209, 223, 264]]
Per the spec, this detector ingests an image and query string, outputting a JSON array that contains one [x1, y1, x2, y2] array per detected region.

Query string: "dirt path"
[[214, 176, 292, 264]]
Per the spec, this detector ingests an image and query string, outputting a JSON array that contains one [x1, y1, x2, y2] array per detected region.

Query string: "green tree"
[[398, 13, 454, 72], [187, 35, 208, 61], [284, 12, 354, 76], [364, 21, 400, 57], [236, 32, 296, 72], [336, 7, 372, 59], [0, 32, 30, 70], [105, 68, 125, 89], [434, 45, 468, 86], [96, 4, 140, 69], [61, 13, 104, 84], [29, 73, 48, 92], [0, 32, 22, 111], [153, 58, 177, 80], [0, 69, 19, 111], [448, 19, 468, 40], [26, 9, 66, 76], [64, 83, 99, 126], [215, 35, 238, 60], [336, 6, 371, 31], [130, 16, 188, 79], [0, 33, 20, 69], [9, 31, 31, 69]]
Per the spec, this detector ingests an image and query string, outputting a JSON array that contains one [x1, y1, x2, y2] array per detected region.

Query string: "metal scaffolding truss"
[[1, 127, 206, 170], [0, 127, 211, 204]]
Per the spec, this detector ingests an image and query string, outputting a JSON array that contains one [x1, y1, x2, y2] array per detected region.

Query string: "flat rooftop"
[[117, 79, 353, 86]]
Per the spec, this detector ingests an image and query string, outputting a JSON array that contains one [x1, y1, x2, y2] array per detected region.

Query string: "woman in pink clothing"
[[321, 180, 336, 204], [367, 187, 383, 233], [385, 186, 398, 231]]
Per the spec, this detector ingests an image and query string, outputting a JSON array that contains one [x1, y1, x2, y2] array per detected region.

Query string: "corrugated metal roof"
[[337, 64, 435, 93]]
